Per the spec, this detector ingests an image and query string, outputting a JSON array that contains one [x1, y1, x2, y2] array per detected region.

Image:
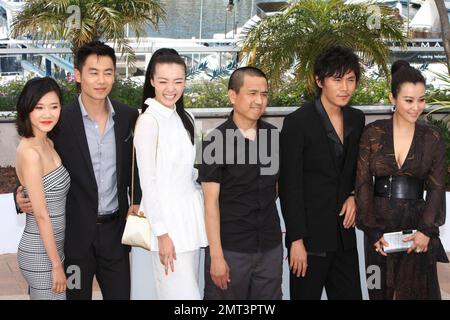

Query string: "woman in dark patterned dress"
[[355, 61, 448, 300]]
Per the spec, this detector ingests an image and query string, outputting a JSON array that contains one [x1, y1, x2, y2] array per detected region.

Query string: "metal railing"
[[0, 38, 241, 79]]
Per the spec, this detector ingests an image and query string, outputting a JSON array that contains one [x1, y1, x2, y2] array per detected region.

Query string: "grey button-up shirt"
[[79, 95, 119, 215]]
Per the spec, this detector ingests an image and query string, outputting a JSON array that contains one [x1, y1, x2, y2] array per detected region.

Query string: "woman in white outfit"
[[133, 48, 208, 299]]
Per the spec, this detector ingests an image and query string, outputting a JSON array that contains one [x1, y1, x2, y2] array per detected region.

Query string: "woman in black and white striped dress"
[[15, 78, 70, 300]]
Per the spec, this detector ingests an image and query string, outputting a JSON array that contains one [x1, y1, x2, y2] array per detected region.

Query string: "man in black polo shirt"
[[199, 67, 282, 300]]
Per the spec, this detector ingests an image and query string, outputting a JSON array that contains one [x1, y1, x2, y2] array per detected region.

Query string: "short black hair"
[[313, 46, 361, 93], [16, 77, 63, 138], [75, 40, 116, 72], [390, 60, 426, 98], [228, 66, 268, 94]]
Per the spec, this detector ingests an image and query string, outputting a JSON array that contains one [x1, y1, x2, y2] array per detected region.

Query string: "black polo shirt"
[[198, 112, 282, 253]]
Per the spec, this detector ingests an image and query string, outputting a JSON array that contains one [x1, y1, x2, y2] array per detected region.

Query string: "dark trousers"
[[64, 217, 130, 300], [204, 244, 283, 300], [289, 246, 362, 300]]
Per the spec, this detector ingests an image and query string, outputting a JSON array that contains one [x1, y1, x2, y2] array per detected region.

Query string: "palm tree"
[[241, 0, 407, 95], [426, 70, 450, 187], [428, 71, 450, 113], [434, 0, 450, 73], [10, 0, 166, 65]]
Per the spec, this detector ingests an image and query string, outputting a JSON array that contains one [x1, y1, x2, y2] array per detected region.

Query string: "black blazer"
[[279, 101, 365, 252], [53, 99, 142, 259]]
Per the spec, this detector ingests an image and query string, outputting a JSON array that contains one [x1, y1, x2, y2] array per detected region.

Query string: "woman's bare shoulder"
[[16, 142, 43, 182], [16, 142, 42, 168]]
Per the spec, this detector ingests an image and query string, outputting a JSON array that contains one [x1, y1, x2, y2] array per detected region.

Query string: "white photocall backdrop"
[[2, 193, 450, 299], [0, 193, 25, 254]]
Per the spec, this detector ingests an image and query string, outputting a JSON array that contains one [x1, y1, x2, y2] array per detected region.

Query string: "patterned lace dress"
[[355, 119, 448, 300]]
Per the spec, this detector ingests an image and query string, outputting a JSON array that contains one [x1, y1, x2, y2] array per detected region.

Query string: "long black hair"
[[142, 48, 194, 144]]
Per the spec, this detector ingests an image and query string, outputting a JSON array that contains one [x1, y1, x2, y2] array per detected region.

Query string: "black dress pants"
[[64, 216, 130, 300], [289, 246, 362, 300]]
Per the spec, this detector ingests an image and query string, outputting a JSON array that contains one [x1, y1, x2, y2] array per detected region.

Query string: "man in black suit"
[[279, 46, 365, 300], [17, 41, 141, 299]]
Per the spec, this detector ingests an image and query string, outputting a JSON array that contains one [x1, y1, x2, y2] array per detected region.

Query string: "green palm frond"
[[241, 0, 407, 95], [427, 70, 450, 115], [10, 0, 166, 67]]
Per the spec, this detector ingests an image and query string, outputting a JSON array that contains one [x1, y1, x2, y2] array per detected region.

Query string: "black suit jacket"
[[53, 99, 142, 259], [279, 101, 365, 252]]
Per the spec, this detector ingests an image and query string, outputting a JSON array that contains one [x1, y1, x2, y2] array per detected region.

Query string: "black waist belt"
[[96, 211, 120, 224], [374, 176, 424, 200]]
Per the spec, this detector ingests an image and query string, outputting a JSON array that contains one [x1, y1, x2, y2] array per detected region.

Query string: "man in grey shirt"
[[80, 96, 119, 217], [17, 41, 141, 299]]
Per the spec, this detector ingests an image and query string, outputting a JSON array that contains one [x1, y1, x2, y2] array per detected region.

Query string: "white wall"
[[0, 193, 24, 254], [442, 193, 450, 252], [0, 122, 19, 167]]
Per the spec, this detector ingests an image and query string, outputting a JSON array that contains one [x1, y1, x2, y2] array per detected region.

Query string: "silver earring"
[[391, 105, 396, 112]]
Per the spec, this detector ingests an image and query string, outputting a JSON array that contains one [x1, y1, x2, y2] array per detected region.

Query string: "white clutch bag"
[[383, 229, 416, 253], [121, 210, 151, 251]]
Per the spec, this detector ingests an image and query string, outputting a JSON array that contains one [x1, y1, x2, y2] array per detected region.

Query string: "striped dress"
[[17, 165, 70, 300]]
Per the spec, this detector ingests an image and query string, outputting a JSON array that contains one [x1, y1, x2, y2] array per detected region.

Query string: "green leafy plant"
[[185, 79, 229, 108], [0, 79, 27, 112], [0, 78, 143, 112], [109, 79, 142, 109], [352, 76, 390, 105], [1, 75, 448, 113], [241, 0, 406, 95], [426, 114, 450, 189], [10, 0, 166, 66], [268, 76, 306, 106], [426, 71, 450, 189]]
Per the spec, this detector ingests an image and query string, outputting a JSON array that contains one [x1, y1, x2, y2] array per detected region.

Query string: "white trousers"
[[151, 249, 201, 300]]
